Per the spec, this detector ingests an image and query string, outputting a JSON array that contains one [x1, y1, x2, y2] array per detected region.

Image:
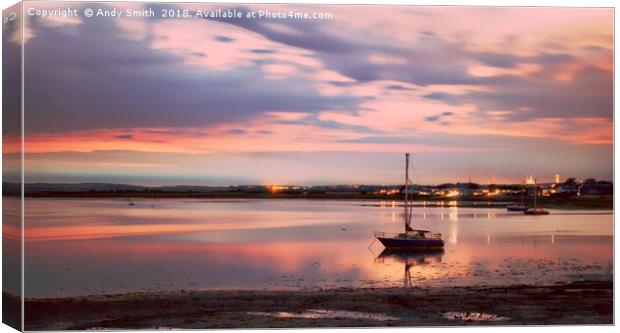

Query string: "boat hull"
[[507, 205, 528, 212], [377, 236, 444, 250], [524, 209, 550, 215]]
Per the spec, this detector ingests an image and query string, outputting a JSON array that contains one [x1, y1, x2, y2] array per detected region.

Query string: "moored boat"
[[507, 204, 528, 212], [507, 191, 528, 211], [374, 231, 444, 250], [374, 153, 444, 250], [524, 208, 550, 215], [524, 178, 549, 215]]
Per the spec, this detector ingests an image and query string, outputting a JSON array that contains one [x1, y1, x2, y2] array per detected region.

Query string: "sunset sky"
[[5, 2, 613, 186]]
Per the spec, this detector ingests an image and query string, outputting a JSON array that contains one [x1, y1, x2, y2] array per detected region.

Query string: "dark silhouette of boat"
[[507, 189, 528, 211], [374, 153, 444, 250], [374, 230, 444, 250], [507, 204, 528, 212], [524, 208, 550, 215], [524, 178, 549, 215]]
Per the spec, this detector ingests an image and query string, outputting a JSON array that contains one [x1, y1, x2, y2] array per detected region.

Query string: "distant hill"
[[2, 182, 237, 195], [25, 183, 148, 192]]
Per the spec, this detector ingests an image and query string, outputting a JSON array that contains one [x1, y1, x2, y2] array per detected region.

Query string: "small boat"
[[523, 178, 549, 215], [374, 153, 444, 250], [524, 208, 549, 215], [374, 230, 444, 250], [507, 204, 528, 212], [507, 191, 528, 211]]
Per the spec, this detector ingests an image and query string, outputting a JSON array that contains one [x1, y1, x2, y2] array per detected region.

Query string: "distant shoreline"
[[9, 191, 613, 210], [3, 182, 612, 209]]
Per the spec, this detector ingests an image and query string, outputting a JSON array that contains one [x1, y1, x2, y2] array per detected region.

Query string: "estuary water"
[[21, 198, 613, 298]]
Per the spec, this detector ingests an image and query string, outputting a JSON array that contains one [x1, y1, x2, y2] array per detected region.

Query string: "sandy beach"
[[22, 280, 612, 330]]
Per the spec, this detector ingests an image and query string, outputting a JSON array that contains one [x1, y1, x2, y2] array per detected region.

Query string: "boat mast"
[[533, 178, 537, 210], [404, 153, 410, 233]]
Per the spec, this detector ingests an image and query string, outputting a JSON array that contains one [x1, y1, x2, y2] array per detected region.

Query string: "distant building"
[[555, 174, 561, 184], [525, 175, 535, 185], [556, 184, 579, 195]]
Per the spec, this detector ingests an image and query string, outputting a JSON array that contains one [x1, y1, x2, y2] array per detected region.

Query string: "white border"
[[0, 1, 616, 333]]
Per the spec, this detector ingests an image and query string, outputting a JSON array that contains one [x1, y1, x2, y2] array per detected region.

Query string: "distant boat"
[[524, 178, 549, 215], [507, 204, 528, 212], [524, 208, 549, 215], [374, 153, 444, 250], [507, 191, 528, 211]]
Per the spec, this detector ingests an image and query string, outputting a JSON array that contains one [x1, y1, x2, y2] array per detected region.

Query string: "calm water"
[[22, 198, 613, 298]]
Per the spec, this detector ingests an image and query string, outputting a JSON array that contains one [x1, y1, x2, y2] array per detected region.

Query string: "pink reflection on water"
[[23, 198, 612, 298]]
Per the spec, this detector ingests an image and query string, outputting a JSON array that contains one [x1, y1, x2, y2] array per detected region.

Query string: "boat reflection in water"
[[375, 249, 444, 289]]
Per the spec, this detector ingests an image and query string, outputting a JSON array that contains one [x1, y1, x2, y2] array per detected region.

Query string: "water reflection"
[[3, 198, 22, 296], [376, 249, 444, 288], [23, 198, 612, 298], [449, 219, 458, 244], [449, 206, 458, 221]]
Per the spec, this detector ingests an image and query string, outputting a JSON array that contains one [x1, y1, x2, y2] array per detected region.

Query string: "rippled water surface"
[[22, 198, 613, 298]]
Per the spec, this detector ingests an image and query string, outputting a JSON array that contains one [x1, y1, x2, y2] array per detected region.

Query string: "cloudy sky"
[[6, 2, 613, 185]]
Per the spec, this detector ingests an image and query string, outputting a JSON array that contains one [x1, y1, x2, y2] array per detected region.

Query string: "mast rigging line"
[[406, 154, 439, 231]]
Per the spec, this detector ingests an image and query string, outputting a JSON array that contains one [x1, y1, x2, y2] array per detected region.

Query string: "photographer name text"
[[27, 7, 334, 20]]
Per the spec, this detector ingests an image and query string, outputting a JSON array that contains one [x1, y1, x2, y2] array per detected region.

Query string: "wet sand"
[[23, 280, 612, 329]]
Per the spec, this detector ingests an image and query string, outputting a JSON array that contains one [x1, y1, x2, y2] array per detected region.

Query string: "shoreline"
[[8, 192, 613, 210], [21, 280, 613, 329]]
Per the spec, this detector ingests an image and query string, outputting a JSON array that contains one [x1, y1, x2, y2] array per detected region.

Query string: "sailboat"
[[524, 178, 549, 215], [374, 153, 444, 250]]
